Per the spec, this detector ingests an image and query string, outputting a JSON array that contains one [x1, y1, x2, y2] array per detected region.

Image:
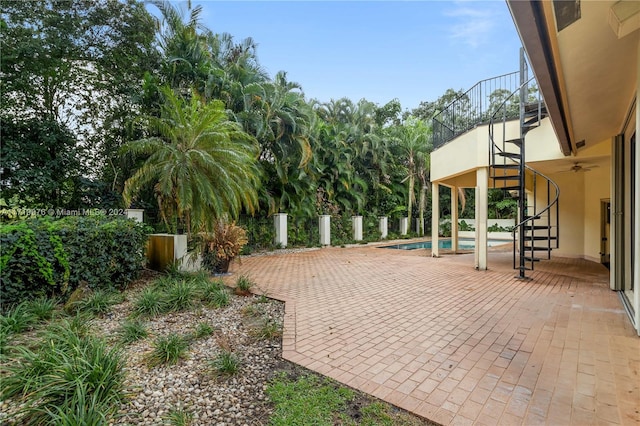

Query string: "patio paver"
[[229, 244, 640, 425]]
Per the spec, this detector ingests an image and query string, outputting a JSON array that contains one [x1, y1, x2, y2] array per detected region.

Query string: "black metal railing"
[[433, 71, 522, 149]]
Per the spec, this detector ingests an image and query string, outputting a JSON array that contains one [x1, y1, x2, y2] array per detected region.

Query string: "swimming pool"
[[380, 238, 510, 250]]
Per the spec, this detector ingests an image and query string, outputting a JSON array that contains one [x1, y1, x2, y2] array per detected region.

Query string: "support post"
[[432, 182, 440, 257], [125, 209, 144, 223], [379, 216, 388, 239], [319, 215, 331, 246], [399, 217, 409, 235], [352, 215, 363, 241], [451, 186, 459, 253], [273, 213, 288, 248], [476, 168, 488, 270]]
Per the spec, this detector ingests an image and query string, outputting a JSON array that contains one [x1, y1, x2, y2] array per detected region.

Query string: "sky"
[[159, 1, 523, 112]]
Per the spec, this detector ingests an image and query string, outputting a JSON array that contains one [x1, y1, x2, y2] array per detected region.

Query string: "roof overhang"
[[507, 0, 572, 156], [507, 0, 639, 156]]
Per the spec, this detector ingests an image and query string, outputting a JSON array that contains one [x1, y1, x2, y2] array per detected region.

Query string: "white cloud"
[[444, 2, 500, 48]]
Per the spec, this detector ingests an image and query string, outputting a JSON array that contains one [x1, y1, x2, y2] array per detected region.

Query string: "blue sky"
[[164, 1, 522, 111]]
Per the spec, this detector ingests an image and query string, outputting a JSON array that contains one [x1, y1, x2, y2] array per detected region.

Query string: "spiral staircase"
[[488, 52, 559, 279]]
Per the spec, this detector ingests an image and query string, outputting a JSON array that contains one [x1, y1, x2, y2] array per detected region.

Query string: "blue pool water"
[[380, 238, 509, 250]]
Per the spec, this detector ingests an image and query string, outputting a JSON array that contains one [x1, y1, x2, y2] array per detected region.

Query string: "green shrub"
[[56, 216, 150, 291], [133, 287, 167, 318], [235, 275, 254, 292], [165, 280, 196, 312], [210, 350, 240, 376], [197, 279, 230, 308], [118, 319, 148, 344], [25, 296, 58, 322], [164, 407, 194, 426], [1, 320, 126, 424], [0, 218, 70, 310], [74, 289, 122, 316], [0, 216, 149, 309], [193, 322, 214, 339], [0, 302, 36, 335], [146, 334, 189, 367]]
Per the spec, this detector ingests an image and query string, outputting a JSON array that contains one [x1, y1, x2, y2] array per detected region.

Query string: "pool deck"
[[229, 243, 640, 425]]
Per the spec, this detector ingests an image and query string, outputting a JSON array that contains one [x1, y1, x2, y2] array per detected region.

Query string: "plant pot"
[[214, 258, 230, 274]]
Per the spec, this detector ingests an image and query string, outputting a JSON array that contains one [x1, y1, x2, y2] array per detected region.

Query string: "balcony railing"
[[432, 71, 525, 149]]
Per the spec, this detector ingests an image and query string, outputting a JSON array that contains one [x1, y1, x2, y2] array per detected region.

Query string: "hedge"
[[1, 216, 149, 309]]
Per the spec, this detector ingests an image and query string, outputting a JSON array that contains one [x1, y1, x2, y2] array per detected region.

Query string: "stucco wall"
[[583, 159, 611, 262], [545, 171, 585, 257]]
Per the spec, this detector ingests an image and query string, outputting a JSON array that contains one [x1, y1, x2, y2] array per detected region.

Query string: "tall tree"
[[1, 0, 159, 207], [121, 88, 261, 234]]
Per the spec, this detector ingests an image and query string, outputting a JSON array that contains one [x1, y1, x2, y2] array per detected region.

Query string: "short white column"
[[319, 215, 331, 246], [432, 182, 440, 257], [399, 217, 409, 235], [125, 209, 144, 223], [379, 216, 388, 239], [476, 168, 488, 270], [273, 213, 288, 248], [451, 186, 459, 254], [352, 215, 363, 241]]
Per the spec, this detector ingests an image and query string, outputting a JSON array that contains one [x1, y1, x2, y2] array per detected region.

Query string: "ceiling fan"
[[560, 162, 599, 173]]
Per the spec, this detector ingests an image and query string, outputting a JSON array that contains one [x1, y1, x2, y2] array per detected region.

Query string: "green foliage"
[[193, 322, 214, 339], [146, 333, 189, 367], [1, 320, 126, 425], [250, 318, 282, 341], [164, 280, 196, 312], [210, 350, 241, 376], [121, 87, 261, 233], [198, 280, 230, 308], [440, 221, 452, 238], [240, 215, 274, 252], [118, 319, 148, 344], [267, 374, 354, 425], [0, 216, 148, 309], [164, 407, 194, 426], [133, 287, 167, 318], [0, 118, 81, 209], [0, 218, 70, 309], [235, 275, 254, 292], [0, 302, 36, 335], [74, 289, 122, 316], [56, 216, 150, 291], [488, 223, 514, 232], [459, 220, 475, 232]]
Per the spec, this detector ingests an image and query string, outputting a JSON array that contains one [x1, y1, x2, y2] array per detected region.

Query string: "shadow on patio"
[[230, 244, 640, 425]]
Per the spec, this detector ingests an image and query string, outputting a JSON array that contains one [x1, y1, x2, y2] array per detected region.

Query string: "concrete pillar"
[[352, 215, 363, 241], [125, 209, 144, 223], [431, 182, 440, 257], [319, 215, 331, 246], [399, 217, 409, 235], [451, 186, 459, 253], [379, 216, 388, 239], [273, 213, 287, 248], [475, 168, 489, 270]]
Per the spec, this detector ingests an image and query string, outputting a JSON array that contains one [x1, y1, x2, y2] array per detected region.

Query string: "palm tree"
[[149, 0, 211, 94], [396, 117, 431, 226], [121, 87, 260, 234]]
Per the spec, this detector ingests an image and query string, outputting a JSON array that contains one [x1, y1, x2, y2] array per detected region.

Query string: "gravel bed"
[[107, 293, 285, 425]]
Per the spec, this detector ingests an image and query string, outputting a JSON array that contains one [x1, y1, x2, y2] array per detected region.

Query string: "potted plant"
[[199, 220, 248, 274]]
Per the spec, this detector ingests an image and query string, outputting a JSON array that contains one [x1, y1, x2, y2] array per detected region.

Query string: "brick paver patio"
[[230, 243, 640, 425]]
